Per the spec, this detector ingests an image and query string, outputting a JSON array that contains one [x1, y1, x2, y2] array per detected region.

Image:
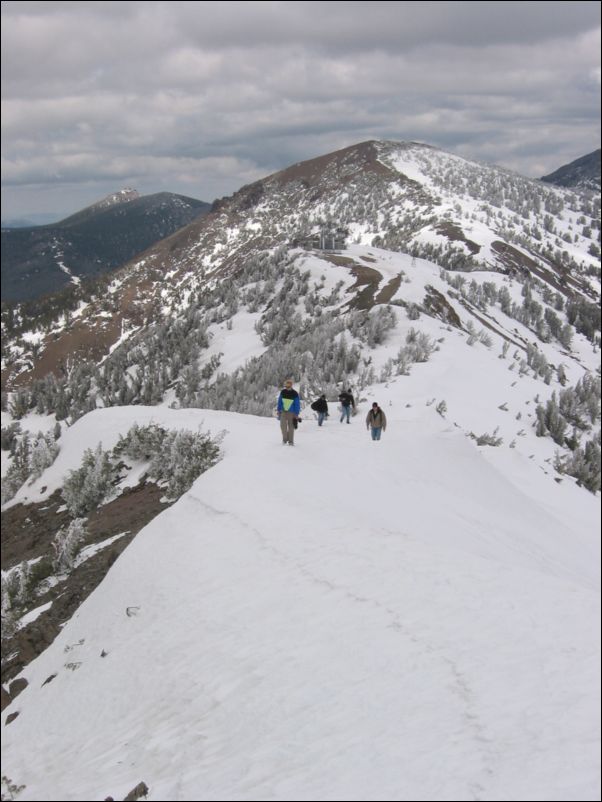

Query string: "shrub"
[[52, 519, 87, 573], [62, 444, 115, 516]]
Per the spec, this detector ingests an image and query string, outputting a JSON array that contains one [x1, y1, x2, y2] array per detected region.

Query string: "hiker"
[[338, 388, 355, 424], [310, 394, 329, 426], [366, 402, 387, 441], [277, 379, 301, 445]]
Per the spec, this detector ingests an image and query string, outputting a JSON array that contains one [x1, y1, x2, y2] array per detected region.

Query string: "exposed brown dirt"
[[321, 255, 405, 311], [271, 141, 396, 188], [435, 222, 481, 255], [1, 490, 71, 568], [322, 254, 359, 268], [422, 286, 463, 328], [1, 481, 172, 701], [344, 264, 384, 311], [375, 274, 402, 304]]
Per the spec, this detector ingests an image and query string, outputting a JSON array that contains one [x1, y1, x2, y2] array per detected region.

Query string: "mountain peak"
[[55, 188, 141, 226], [89, 187, 140, 211], [269, 139, 437, 184]]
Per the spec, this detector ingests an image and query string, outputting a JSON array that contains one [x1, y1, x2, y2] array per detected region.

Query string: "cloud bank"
[[2, 1, 600, 217]]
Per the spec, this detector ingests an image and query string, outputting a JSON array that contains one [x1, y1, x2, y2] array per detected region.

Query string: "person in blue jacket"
[[277, 379, 301, 445]]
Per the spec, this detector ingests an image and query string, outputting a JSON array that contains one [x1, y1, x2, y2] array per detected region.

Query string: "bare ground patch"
[[435, 222, 481, 255], [375, 274, 402, 304], [422, 286, 463, 328], [1, 481, 172, 700]]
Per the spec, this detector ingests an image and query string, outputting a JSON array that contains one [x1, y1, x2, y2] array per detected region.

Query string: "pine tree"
[[52, 519, 87, 573], [62, 444, 115, 516], [29, 433, 59, 480]]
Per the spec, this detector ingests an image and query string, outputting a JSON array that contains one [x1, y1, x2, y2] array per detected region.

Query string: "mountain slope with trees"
[[2, 140, 599, 384]]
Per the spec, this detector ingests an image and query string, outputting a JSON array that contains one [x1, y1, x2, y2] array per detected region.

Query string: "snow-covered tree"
[[62, 444, 115, 516], [52, 518, 87, 573], [29, 432, 59, 480]]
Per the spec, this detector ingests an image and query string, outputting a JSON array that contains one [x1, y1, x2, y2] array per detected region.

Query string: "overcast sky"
[[2, 0, 600, 220]]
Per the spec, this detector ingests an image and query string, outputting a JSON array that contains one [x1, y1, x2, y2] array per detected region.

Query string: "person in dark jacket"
[[366, 402, 387, 441], [311, 394, 329, 426], [338, 388, 355, 424], [277, 379, 301, 445]]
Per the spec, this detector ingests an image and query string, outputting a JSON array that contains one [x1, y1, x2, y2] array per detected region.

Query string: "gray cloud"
[[1, 1, 600, 217]]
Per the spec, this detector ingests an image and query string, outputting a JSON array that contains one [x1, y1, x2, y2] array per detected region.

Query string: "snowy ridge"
[[1, 399, 600, 801]]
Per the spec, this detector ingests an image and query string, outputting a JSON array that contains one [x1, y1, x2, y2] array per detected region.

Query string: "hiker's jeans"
[[280, 411, 296, 444]]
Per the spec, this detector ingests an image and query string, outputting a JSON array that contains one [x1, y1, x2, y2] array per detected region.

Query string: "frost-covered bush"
[[2, 562, 32, 611], [436, 400, 447, 417], [62, 444, 116, 516], [472, 429, 503, 447], [116, 423, 222, 499], [555, 435, 601, 494], [1, 429, 60, 505], [395, 328, 437, 374], [1, 559, 45, 639], [0, 775, 26, 801], [29, 433, 60, 480], [535, 375, 600, 445], [152, 429, 222, 498], [0, 422, 21, 452], [1, 435, 31, 505], [350, 306, 397, 347], [478, 330, 493, 348], [1, 465, 27, 506], [535, 394, 567, 445], [526, 344, 550, 381], [115, 423, 166, 461], [8, 389, 31, 420], [535, 374, 601, 492], [52, 518, 87, 573]]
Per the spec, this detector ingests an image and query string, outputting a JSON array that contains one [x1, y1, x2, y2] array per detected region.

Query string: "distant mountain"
[[541, 149, 601, 191], [1, 191, 211, 303], [1, 213, 62, 228]]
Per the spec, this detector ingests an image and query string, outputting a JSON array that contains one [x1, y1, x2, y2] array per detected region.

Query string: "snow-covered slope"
[[2, 384, 600, 801]]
